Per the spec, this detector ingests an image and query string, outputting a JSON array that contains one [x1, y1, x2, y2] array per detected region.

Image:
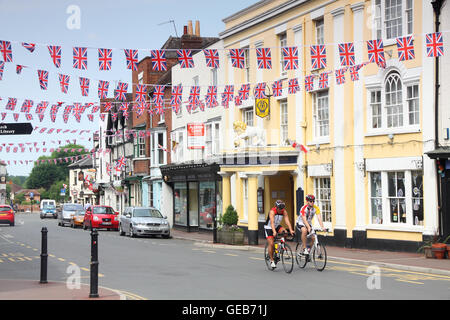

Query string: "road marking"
[[117, 290, 147, 300], [0, 259, 3, 263], [224, 253, 239, 257], [250, 257, 264, 261], [49, 254, 56, 258], [8, 258, 15, 262], [24, 257, 32, 261], [396, 279, 424, 285], [58, 258, 65, 262], [202, 250, 216, 254], [81, 267, 89, 272]]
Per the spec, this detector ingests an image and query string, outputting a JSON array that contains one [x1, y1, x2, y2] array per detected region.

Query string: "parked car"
[[119, 207, 170, 238], [40, 200, 57, 219], [83, 205, 119, 231], [58, 203, 84, 227], [0, 205, 15, 226]]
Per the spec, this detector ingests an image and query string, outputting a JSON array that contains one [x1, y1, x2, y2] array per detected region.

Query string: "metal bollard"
[[89, 228, 99, 298], [40, 227, 48, 284]]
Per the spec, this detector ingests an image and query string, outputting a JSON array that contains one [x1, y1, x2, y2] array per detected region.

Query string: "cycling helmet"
[[305, 194, 315, 202], [275, 200, 285, 209]]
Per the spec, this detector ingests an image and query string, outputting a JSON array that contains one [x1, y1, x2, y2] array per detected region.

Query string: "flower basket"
[[217, 226, 244, 245]]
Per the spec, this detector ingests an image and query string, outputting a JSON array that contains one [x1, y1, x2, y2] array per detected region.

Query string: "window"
[[214, 123, 220, 154], [314, 178, 331, 223], [205, 122, 221, 157], [373, 0, 414, 40], [280, 100, 288, 145], [244, 46, 250, 82], [174, 182, 188, 226], [243, 108, 254, 127], [211, 69, 218, 87], [134, 130, 146, 158], [279, 33, 287, 76], [157, 132, 165, 165], [411, 170, 423, 225], [385, 72, 403, 128], [370, 91, 382, 129], [407, 84, 419, 125], [313, 91, 329, 138], [205, 123, 212, 157], [199, 181, 215, 229], [388, 171, 406, 223], [138, 71, 143, 84], [370, 172, 383, 224], [151, 131, 166, 166], [315, 19, 324, 45]]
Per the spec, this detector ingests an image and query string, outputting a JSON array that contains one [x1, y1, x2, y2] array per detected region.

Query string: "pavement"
[[2, 226, 449, 300]]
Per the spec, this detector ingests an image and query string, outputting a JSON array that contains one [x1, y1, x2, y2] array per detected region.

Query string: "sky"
[[0, 0, 257, 176]]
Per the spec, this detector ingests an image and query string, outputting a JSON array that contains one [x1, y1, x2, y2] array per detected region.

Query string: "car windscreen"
[[43, 204, 55, 209], [133, 209, 162, 218], [0, 206, 11, 212], [63, 204, 84, 211], [93, 207, 115, 215]]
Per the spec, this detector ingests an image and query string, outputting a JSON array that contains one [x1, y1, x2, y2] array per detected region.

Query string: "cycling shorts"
[[265, 225, 283, 239]]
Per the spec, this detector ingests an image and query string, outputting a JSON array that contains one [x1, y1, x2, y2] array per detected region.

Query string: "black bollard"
[[89, 228, 99, 298], [40, 227, 48, 284]]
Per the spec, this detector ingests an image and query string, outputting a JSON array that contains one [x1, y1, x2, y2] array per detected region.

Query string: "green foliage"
[[222, 205, 239, 226], [14, 192, 25, 204]]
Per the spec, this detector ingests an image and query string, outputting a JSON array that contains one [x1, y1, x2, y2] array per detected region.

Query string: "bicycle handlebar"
[[275, 231, 295, 241]]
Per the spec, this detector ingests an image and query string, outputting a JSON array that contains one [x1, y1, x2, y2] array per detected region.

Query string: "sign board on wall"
[[187, 123, 205, 149]]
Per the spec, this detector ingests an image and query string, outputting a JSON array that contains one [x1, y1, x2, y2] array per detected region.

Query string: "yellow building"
[[219, 0, 441, 250]]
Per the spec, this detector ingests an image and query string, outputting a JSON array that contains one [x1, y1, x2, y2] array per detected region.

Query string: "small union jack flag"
[[22, 42, 35, 53], [154, 100, 164, 115], [319, 73, 329, 89], [35, 101, 49, 114], [229, 49, 245, 69], [205, 86, 218, 108], [16, 65, 24, 74], [254, 83, 267, 99], [135, 84, 147, 103], [6, 98, 17, 111], [0, 61, 4, 80], [426, 32, 444, 57], [25, 113, 33, 121], [396, 36, 415, 61], [50, 104, 60, 123], [272, 80, 283, 97], [171, 85, 183, 112], [98, 80, 109, 99], [103, 102, 113, 112], [304, 75, 314, 92], [124, 49, 138, 71], [13, 113, 19, 122], [73, 47, 88, 70], [79, 77, 90, 96], [238, 84, 250, 100], [189, 86, 201, 111], [367, 40, 385, 66], [335, 68, 346, 85], [21, 99, 33, 113], [151, 50, 167, 71], [256, 47, 272, 69], [37, 70, 49, 90], [234, 95, 242, 106], [47, 45, 62, 68], [135, 102, 147, 118], [115, 82, 128, 101], [338, 42, 355, 66], [177, 50, 194, 68], [153, 85, 165, 105], [58, 74, 70, 93], [288, 78, 300, 94], [98, 48, 112, 71], [311, 45, 327, 69], [203, 49, 219, 68], [222, 85, 234, 108], [282, 46, 299, 70], [115, 156, 127, 171], [349, 65, 360, 81], [0, 40, 13, 62]]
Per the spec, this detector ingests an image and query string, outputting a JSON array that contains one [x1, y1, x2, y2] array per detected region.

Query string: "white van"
[[40, 199, 57, 219]]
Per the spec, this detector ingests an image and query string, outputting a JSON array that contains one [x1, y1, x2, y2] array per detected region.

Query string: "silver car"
[[119, 207, 171, 238], [58, 203, 84, 227]]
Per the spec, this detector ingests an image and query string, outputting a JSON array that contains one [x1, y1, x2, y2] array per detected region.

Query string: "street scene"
[[0, 0, 449, 308]]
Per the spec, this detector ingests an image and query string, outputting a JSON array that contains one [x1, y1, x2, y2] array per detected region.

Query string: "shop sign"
[[187, 123, 205, 149], [255, 98, 270, 118]]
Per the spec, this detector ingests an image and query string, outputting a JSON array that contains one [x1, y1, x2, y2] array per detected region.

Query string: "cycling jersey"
[[264, 207, 285, 230], [296, 204, 320, 227]]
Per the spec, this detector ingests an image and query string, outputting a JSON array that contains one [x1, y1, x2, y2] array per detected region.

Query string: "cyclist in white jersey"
[[265, 200, 295, 268], [296, 194, 326, 255]]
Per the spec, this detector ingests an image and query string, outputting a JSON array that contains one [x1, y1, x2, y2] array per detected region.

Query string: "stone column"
[[247, 172, 261, 245], [218, 172, 233, 214]]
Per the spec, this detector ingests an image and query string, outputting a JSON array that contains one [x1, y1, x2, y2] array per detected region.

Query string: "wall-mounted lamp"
[[388, 133, 394, 144]]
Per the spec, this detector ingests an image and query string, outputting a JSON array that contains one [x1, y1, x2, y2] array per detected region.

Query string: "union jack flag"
[[50, 104, 60, 123], [154, 100, 164, 115], [254, 83, 266, 99], [205, 86, 218, 108], [177, 50, 194, 68], [0, 61, 4, 80], [100, 113, 107, 121], [349, 65, 360, 81], [229, 49, 245, 69], [319, 72, 329, 89], [338, 42, 355, 66], [153, 85, 165, 105], [272, 80, 283, 97], [234, 95, 242, 106], [304, 75, 314, 92], [256, 47, 272, 69], [115, 82, 128, 101], [106, 163, 111, 176], [98, 48, 112, 71], [58, 74, 70, 94], [151, 50, 167, 71], [335, 68, 346, 85], [0, 41, 12, 62], [25, 113, 33, 121], [120, 102, 129, 112], [91, 104, 100, 113], [22, 42, 35, 53], [79, 77, 90, 96], [426, 32, 444, 57], [87, 114, 94, 122], [16, 65, 24, 74], [115, 156, 127, 171], [310, 45, 327, 69], [35, 101, 49, 114], [203, 49, 219, 68], [73, 47, 88, 70], [288, 78, 300, 94], [6, 98, 17, 111], [37, 70, 49, 90], [124, 49, 138, 71], [238, 84, 250, 100], [21, 99, 33, 113], [282, 46, 299, 70], [367, 40, 385, 66], [72, 103, 83, 116], [135, 102, 147, 118], [170, 85, 183, 112], [13, 113, 19, 122], [221, 85, 234, 108], [47, 45, 62, 68], [135, 84, 147, 103], [396, 36, 415, 61], [103, 102, 113, 112], [98, 80, 109, 99], [188, 86, 201, 111]]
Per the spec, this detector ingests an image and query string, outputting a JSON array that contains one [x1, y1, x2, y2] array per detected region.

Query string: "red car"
[[0, 205, 15, 226], [83, 205, 119, 230]]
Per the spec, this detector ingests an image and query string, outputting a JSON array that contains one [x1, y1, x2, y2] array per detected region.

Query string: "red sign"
[[187, 123, 205, 149]]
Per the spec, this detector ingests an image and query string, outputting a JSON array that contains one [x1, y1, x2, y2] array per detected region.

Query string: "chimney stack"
[[195, 20, 200, 37], [187, 20, 193, 35]]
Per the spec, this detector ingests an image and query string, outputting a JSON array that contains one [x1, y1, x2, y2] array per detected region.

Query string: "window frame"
[[312, 90, 329, 140], [372, 0, 414, 43], [313, 177, 332, 225], [280, 99, 288, 146]]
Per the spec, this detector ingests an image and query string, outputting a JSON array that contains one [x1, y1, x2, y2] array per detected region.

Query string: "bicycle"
[[264, 231, 294, 273], [295, 228, 328, 271]]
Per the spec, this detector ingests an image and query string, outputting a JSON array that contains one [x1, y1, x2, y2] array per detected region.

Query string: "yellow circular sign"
[[255, 98, 269, 118]]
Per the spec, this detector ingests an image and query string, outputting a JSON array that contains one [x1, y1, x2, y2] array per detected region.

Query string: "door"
[[441, 170, 450, 239]]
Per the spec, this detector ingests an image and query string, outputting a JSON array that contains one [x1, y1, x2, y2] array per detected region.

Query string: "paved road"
[[1, 214, 449, 300]]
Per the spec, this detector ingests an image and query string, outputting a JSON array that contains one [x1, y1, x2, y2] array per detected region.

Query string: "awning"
[[425, 147, 450, 159]]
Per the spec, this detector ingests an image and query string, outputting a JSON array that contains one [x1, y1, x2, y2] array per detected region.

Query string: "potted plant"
[[217, 205, 244, 245], [418, 230, 439, 259], [419, 231, 449, 259]]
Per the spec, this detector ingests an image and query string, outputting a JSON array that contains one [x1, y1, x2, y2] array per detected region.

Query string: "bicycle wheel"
[[312, 243, 327, 271], [295, 242, 308, 268], [264, 242, 275, 271], [281, 244, 294, 273]]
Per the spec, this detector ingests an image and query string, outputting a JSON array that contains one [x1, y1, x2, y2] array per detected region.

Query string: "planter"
[[431, 243, 447, 259], [217, 228, 244, 245], [447, 245, 450, 259], [423, 246, 434, 259]]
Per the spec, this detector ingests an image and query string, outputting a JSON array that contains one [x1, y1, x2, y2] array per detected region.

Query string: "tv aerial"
[[158, 20, 178, 37]]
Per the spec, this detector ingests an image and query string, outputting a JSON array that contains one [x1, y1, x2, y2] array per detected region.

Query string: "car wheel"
[[10, 222, 14, 227], [119, 224, 125, 236], [162, 233, 170, 239], [129, 225, 135, 238]]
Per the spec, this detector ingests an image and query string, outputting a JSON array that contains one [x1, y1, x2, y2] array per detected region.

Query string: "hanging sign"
[[0, 123, 33, 135], [187, 123, 205, 149], [255, 98, 270, 118]]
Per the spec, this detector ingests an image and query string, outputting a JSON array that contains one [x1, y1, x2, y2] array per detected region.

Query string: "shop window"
[[388, 171, 406, 223], [370, 172, 383, 224], [411, 170, 423, 225], [199, 181, 215, 230], [189, 182, 199, 227], [174, 182, 187, 226], [314, 177, 331, 223]]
